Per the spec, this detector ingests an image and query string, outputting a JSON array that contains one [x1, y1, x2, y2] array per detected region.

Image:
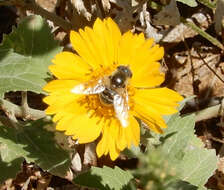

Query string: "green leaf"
[[0, 119, 70, 183], [74, 166, 133, 190], [161, 114, 217, 187], [197, 0, 217, 9], [0, 143, 24, 183], [0, 15, 62, 97], [166, 180, 198, 190], [176, 0, 198, 7], [132, 113, 217, 189], [0, 120, 24, 183]]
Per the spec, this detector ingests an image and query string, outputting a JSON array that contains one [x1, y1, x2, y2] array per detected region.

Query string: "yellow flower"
[[43, 17, 183, 160]]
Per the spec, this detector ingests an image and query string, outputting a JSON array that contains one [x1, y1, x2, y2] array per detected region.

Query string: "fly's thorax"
[[98, 65, 132, 106], [110, 65, 132, 88]]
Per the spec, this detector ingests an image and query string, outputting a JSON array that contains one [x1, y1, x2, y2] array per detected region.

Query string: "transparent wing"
[[113, 90, 129, 127], [71, 79, 105, 94]]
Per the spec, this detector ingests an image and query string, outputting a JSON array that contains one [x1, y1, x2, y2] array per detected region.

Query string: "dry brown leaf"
[[36, 0, 57, 12], [139, 3, 163, 42], [162, 12, 212, 43], [101, 0, 111, 12], [153, 0, 180, 26], [71, 152, 82, 173], [83, 143, 97, 167], [70, 0, 92, 21], [109, 0, 136, 32], [171, 45, 222, 97]]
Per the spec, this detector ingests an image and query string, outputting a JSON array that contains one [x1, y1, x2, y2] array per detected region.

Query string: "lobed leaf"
[[161, 114, 217, 188], [0, 121, 24, 183], [176, 0, 198, 7], [0, 119, 70, 184], [0, 15, 62, 97], [74, 166, 133, 190], [197, 0, 217, 9]]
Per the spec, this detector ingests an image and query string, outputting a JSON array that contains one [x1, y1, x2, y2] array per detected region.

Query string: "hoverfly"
[[71, 65, 132, 127]]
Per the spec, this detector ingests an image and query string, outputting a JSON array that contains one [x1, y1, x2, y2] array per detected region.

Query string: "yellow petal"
[[92, 18, 113, 67], [126, 117, 139, 148], [131, 44, 165, 88], [133, 102, 167, 133], [70, 30, 99, 70], [116, 116, 140, 149], [43, 79, 81, 93], [55, 114, 74, 131], [109, 139, 120, 161], [52, 112, 64, 122], [43, 92, 82, 115], [96, 119, 126, 160], [134, 88, 182, 115], [105, 17, 122, 63], [44, 94, 79, 114], [70, 18, 121, 70], [50, 51, 91, 80], [43, 79, 82, 115], [135, 88, 183, 106], [61, 113, 103, 143], [129, 116, 140, 146], [96, 125, 110, 157], [133, 88, 183, 133], [116, 126, 127, 150], [131, 62, 165, 88], [118, 32, 145, 66]]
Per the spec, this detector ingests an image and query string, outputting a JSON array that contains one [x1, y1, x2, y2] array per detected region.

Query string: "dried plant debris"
[[101, 0, 111, 12], [162, 11, 212, 43], [0, 163, 52, 190], [153, 0, 180, 26], [139, 2, 163, 42], [170, 44, 223, 97], [70, 0, 92, 21], [109, 0, 138, 32], [36, 0, 58, 12]]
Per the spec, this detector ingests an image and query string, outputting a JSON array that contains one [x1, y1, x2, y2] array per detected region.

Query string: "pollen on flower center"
[[77, 94, 116, 125], [88, 65, 116, 82]]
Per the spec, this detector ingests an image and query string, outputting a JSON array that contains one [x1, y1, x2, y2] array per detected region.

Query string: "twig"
[[0, 0, 73, 31], [210, 136, 224, 144], [195, 50, 224, 84], [195, 104, 221, 122], [182, 18, 224, 50], [0, 99, 46, 120], [21, 91, 29, 119]]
